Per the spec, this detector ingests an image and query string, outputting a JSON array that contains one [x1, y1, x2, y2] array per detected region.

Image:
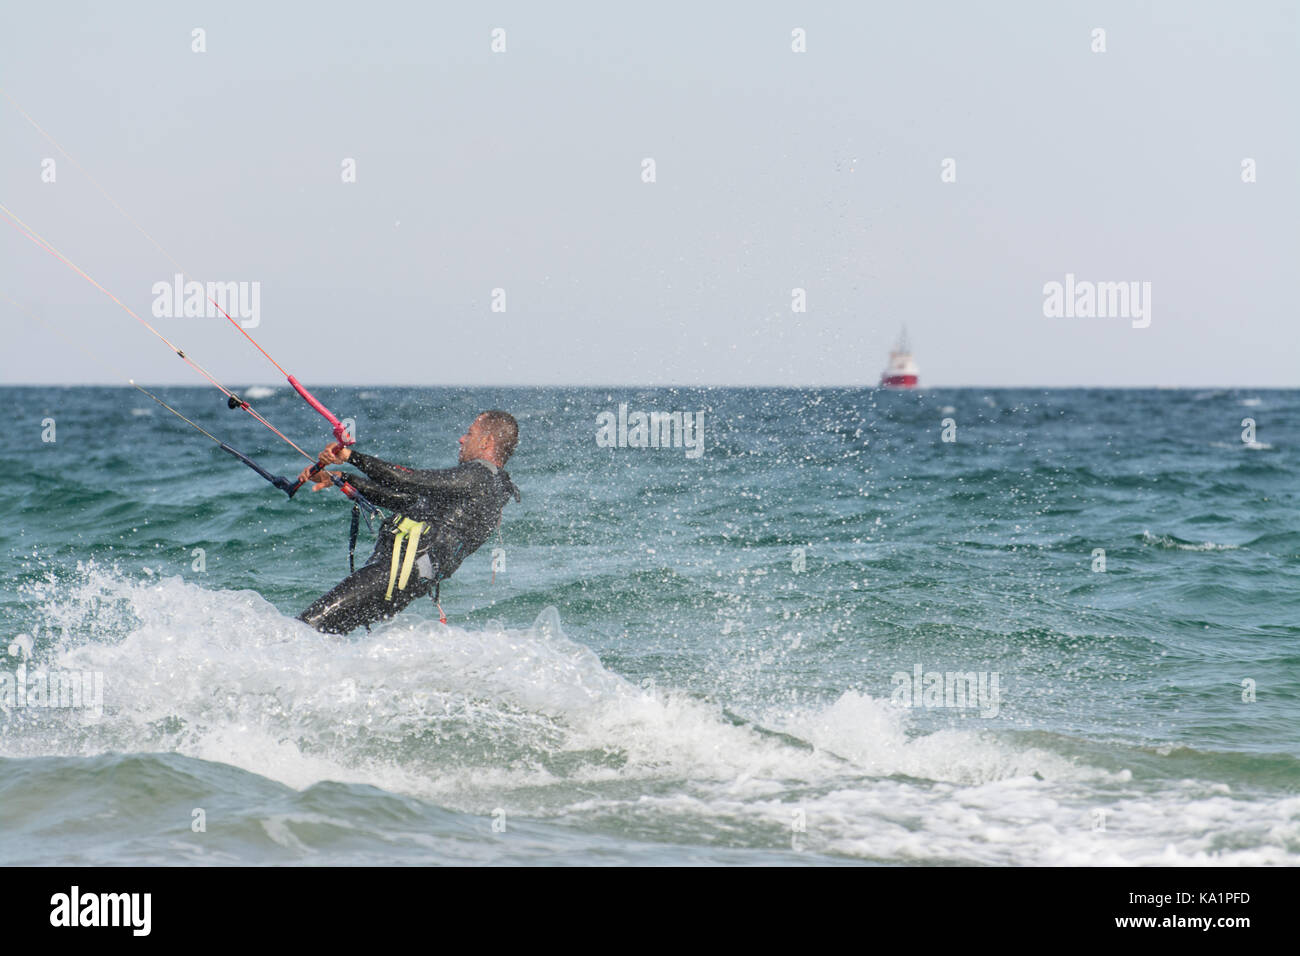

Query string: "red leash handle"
[[287, 457, 329, 497], [287, 459, 362, 499], [287, 375, 354, 446]]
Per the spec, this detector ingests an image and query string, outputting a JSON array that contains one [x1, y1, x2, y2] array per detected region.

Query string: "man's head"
[[458, 410, 519, 467]]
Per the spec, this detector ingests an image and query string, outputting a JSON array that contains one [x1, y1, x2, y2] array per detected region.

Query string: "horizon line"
[[1, 382, 1296, 390]]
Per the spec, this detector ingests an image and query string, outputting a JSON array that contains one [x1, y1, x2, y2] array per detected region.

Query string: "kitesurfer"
[[297, 410, 521, 634]]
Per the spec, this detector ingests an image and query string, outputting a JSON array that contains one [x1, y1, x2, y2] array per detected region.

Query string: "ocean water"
[[1, 385, 1297, 866]]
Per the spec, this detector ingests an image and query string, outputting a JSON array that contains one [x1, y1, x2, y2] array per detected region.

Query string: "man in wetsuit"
[[297, 410, 521, 634]]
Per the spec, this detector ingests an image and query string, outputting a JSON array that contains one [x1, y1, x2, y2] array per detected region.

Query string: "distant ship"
[[879, 328, 919, 388]]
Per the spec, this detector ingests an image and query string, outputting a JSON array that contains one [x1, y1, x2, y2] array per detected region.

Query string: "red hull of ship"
[[879, 374, 919, 388]]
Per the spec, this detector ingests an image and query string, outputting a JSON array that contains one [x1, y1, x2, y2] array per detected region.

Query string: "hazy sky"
[[2, 1, 1296, 386]]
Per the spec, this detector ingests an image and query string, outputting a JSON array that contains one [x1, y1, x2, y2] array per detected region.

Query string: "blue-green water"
[[2, 386, 1297, 865]]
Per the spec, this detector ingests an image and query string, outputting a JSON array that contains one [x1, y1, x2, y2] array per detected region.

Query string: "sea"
[[1, 385, 1297, 865]]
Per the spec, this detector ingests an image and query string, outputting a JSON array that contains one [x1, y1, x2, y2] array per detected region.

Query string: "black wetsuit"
[[298, 450, 520, 634]]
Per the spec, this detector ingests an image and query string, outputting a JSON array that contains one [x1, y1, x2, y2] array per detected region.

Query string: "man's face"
[[458, 415, 494, 463]]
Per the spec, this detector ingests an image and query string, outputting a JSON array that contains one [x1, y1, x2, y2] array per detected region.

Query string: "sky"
[[1, 1, 1296, 387]]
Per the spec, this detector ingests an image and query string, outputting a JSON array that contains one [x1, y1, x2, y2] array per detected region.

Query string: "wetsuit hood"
[[467, 458, 520, 501]]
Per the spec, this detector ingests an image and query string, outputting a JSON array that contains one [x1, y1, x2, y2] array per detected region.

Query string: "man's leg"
[[298, 561, 434, 635]]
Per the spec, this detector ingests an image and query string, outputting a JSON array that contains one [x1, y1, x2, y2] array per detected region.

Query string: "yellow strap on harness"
[[385, 516, 428, 601]]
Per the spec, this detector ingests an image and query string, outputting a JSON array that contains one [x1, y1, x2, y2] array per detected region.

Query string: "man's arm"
[[338, 472, 424, 514], [340, 448, 483, 501], [293, 459, 424, 513]]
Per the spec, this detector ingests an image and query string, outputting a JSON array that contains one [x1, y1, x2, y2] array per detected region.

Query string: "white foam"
[[6, 564, 1296, 865], [1141, 531, 1240, 552]]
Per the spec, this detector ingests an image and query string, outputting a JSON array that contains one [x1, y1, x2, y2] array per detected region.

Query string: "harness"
[[381, 513, 448, 623], [385, 516, 430, 601]]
